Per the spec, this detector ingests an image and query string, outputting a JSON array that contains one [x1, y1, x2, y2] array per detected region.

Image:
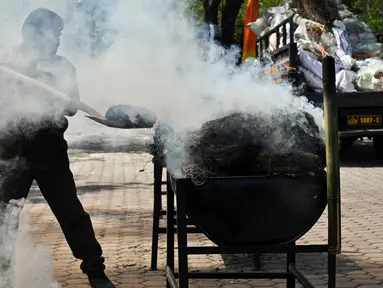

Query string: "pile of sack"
[[248, 1, 383, 93]]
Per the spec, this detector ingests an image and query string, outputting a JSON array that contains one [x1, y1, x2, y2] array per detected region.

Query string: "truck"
[[255, 15, 383, 157]]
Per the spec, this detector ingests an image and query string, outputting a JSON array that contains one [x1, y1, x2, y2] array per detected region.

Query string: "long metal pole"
[[322, 56, 341, 288]]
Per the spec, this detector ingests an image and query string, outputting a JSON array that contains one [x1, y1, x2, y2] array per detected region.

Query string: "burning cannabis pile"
[[151, 109, 325, 182]]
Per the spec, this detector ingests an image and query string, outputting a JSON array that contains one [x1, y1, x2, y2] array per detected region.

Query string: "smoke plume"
[[0, 0, 324, 286]]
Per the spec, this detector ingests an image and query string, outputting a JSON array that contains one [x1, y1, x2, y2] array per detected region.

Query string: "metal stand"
[[150, 161, 201, 271], [150, 160, 166, 270], [323, 56, 342, 288], [151, 160, 262, 271], [166, 179, 328, 288], [165, 57, 341, 288]]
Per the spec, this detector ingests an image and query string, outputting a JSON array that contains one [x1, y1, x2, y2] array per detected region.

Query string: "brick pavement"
[[19, 131, 383, 288]]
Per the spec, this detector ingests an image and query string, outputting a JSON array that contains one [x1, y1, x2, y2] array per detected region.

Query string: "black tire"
[[373, 136, 383, 158]]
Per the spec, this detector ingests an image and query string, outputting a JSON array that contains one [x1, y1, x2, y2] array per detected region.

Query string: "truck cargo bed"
[[255, 15, 383, 141]]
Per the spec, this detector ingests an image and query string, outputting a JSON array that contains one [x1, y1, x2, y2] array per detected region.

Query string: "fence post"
[[322, 56, 341, 287]]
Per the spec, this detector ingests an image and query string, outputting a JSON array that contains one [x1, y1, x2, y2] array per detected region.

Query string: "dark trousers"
[[0, 129, 105, 275], [202, 0, 243, 47]]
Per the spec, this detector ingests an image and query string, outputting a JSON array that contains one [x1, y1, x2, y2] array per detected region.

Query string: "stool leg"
[[160, 166, 164, 212], [176, 187, 189, 288], [151, 161, 163, 270], [328, 253, 336, 288], [166, 173, 175, 288], [287, 243, 296, 288], [253, 253, 262, 271]]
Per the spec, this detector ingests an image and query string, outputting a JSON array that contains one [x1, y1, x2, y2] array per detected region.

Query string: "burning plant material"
[[153, 110, 325, 182], [105, 104, 157, 128], [86, 104, 158, 129]]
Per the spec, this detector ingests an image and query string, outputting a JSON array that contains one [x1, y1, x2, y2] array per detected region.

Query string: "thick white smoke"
[[0, 0, 324, 132], [0, 198, 55, 288], [0, 0, 325, 286]]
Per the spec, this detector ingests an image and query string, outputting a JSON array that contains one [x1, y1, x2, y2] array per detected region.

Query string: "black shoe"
[[87, 272, 116, 288]]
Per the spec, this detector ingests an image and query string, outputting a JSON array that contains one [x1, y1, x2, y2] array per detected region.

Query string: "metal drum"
[[169, 171, 327, 245]]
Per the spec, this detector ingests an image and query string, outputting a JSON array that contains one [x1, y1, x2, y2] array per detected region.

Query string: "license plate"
[[347, 115, 381, 126]]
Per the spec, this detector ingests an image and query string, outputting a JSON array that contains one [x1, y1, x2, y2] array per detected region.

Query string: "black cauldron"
[[169, 171, 327, 245]]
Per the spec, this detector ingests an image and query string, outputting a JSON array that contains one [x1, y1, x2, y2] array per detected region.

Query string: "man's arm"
[[64, 67, 80, 117], [56, 57, 80, 117]]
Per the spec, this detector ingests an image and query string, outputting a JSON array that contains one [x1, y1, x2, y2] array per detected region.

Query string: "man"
[[202, 0, 243, 47], [0, 8, 115, 288]]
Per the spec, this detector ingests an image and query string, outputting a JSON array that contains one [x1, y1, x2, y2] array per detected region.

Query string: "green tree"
[[349, 0, 383, 34]]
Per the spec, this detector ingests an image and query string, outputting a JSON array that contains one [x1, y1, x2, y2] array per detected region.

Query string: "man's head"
[[21, 8, 64, 57]]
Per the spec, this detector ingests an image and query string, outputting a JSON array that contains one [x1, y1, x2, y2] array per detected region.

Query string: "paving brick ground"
[[21, 126, 383, 288]]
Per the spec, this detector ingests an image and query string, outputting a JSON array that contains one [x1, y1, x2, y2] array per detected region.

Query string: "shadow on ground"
[[67, 133, 152, 154], [27, 182, 152, 204], [66, 151, 154, 177], [69, 142, 151, 154], [220, 252, 361, 277]]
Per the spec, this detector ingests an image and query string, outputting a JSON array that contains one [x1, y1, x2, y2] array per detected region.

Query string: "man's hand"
[[64, 101, 78, 117]]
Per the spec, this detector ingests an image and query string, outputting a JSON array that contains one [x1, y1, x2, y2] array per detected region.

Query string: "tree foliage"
[[348, 0, 383, 34]]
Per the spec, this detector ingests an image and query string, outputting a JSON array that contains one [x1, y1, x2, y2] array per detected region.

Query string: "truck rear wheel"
[[373, 136, 383, 158]]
